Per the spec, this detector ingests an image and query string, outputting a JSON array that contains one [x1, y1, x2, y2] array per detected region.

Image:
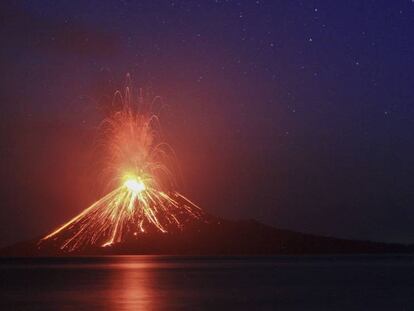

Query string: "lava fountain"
[[39, 85, 203, 252]]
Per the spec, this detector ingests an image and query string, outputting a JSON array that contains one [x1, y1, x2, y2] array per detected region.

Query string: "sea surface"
[[1, 255, 413, 310]]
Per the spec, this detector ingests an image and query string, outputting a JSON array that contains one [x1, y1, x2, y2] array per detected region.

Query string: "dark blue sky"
[[1, 0, 414, 246]]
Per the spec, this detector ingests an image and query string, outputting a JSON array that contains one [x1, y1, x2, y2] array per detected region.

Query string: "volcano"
[[2, 213, 412, 256], [37, 186, 204, 252], [2, 85, 412, 256]]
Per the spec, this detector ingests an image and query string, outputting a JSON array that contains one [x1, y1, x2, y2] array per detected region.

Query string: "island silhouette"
[[2, 213, 412, 256]]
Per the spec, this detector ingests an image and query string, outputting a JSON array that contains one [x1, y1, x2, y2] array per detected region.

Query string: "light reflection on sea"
[[1, 255, 414, 310]]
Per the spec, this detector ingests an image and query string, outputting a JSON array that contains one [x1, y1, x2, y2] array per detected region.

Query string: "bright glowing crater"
[[124, 178, 146, 193]]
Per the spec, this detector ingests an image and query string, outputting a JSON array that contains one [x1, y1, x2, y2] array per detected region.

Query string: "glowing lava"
[[124, 177, 146, 193], [39, 84, 203, 252]]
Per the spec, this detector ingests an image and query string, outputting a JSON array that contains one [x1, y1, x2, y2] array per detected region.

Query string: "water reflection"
[[108, 257, 155, 310], [1, 255, 414, 310]]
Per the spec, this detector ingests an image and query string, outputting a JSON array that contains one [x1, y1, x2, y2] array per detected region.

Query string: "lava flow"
[[39, 85, 203, 252]]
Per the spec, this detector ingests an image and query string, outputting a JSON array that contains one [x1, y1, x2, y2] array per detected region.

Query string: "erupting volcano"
[[14, 81, 402, 257], [38, 84, 204, 252]]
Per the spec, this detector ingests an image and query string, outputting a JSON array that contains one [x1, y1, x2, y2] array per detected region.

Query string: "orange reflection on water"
[[107, 256, 159, 311]]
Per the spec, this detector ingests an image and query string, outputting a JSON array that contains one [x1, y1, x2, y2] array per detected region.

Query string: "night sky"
[[1, 0, 414, 246]]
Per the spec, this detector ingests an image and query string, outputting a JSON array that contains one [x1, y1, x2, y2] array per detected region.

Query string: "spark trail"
[[39, 83, 203, 252]]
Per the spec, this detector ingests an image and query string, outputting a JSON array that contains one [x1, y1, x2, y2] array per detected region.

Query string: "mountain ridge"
[[1, 216, 412, 256]]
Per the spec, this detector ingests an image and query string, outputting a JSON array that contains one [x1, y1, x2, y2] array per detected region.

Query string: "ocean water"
[[1, 255, 413, 310]]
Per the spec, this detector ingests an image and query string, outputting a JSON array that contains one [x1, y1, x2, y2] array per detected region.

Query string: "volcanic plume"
[[38, 85, 204, 252]]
